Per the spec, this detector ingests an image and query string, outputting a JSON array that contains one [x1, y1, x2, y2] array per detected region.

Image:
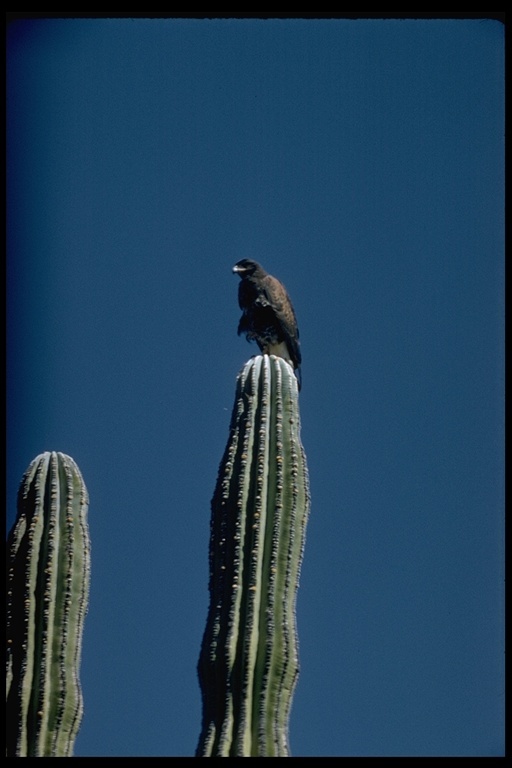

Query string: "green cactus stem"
[[6, 451, 91, 757], [197, 354, 310, 757]]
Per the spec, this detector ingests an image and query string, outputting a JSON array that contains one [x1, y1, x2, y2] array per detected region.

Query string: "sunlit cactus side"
[[6, 451, 91, 757], [197, 354, 310, 757]]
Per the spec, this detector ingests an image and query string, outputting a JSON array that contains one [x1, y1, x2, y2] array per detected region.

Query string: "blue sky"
[[6, 16, 504, 757]]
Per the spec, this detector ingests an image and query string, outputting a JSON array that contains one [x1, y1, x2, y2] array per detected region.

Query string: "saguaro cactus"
[[6, 451, 91, 757], [197, 354, 310, 757]]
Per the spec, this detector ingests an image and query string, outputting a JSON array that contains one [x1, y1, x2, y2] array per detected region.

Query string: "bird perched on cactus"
[[233, 258, 302, 390]]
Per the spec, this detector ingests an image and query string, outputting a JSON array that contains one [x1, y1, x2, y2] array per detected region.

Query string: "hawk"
[[233, 258, 302, 390]]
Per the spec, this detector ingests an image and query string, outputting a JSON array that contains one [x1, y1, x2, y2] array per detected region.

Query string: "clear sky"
[[6, 15, 504, 757]]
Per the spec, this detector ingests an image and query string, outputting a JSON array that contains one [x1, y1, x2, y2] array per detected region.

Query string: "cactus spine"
[[6, 451, 91, 757], [197, 354, 310, 757]]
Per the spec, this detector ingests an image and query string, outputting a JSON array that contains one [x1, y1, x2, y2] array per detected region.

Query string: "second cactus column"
[[6, 452, 91, 758]]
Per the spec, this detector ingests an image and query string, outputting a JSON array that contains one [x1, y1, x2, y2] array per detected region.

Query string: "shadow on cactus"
[[197, 354, 310, 757], [6, 451, 91, 758]]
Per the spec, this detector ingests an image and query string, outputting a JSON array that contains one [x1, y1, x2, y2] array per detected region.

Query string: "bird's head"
[[232, 258, 262, 278]]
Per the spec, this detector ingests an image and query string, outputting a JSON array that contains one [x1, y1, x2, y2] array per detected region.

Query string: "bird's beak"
[[232, 265, 242, 273]]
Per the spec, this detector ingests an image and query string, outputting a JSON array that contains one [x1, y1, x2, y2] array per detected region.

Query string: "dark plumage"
[[232, 258, 302, 390]]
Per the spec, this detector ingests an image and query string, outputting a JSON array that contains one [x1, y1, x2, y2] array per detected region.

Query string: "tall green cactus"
[[6, 451, 91, 757], [197, 354, 310, 757]]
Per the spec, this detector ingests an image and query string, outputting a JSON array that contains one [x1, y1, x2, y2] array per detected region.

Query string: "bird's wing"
[[261, 276, 299, 332], [260, 275, 301, 366]]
